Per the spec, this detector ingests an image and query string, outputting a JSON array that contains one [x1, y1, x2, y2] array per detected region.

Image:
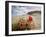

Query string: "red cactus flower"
[[29, 16, 32, 21]]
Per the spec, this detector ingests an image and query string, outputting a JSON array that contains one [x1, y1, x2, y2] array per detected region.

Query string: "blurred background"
[[12, 6, 41, 31]]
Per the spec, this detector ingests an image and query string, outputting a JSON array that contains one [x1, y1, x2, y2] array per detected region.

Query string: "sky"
[[12, 6, 41, 16]]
